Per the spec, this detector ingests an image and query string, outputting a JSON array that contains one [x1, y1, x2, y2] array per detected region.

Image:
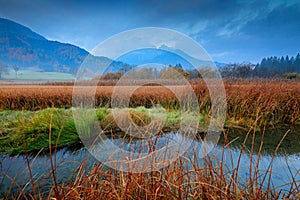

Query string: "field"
[[0, 79, 300, 199], [0, 79, 299, 126], [2, 70, 75, 81]]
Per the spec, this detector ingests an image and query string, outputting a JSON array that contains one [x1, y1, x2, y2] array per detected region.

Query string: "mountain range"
[[0, 18, 126, 74], [0, 18, 226, 75]]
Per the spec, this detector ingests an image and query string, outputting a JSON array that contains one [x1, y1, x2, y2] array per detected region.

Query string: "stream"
[[1, 128, 299, 197]]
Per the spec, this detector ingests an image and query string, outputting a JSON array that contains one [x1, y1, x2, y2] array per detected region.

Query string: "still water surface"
[[0, 128, 299, 197]]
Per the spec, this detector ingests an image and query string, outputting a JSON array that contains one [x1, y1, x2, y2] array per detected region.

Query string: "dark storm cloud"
[[0, 0, 299, 62], [218, 1, 300, 61], [242, 3, 300, 40], [134, 0, 241, 22]]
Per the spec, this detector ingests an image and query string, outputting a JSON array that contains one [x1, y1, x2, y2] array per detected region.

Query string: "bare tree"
[[0, 61, 9, 79], [13, 65, 19, 78]]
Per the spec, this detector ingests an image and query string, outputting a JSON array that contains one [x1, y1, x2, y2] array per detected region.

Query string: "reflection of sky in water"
[[90, 132, 191, 163], [98, 132, 185, 153], [208, 146, 300, 191], [0, 132, 299, 197]]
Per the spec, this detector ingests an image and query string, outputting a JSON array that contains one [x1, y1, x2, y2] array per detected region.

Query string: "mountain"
[[0, 18, 225, 76], [0, 18, 123, 74], [117, 45, 227, 70], [214, 61, 227, 68]]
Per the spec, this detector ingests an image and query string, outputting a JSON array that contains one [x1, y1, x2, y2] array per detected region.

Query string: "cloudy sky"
[[0, 0, 299, 63]]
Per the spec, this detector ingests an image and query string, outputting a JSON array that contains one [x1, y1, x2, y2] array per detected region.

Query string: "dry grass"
[[0, 79, 299, 127], [4, 129, 299, 200], [0, 79, 299, 199]]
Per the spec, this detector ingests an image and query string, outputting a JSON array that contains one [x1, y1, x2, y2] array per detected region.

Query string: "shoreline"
[[0, 106, 299, 155]]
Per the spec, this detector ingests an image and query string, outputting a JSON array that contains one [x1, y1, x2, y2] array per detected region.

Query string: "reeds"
[[52, 128, 299, 199], [0, 78, 299, 199], [2, 128, 299, 199], [0, 79, 299, 127]]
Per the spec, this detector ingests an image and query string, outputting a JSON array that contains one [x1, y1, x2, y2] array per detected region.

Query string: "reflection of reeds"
[[54, 129, 298, 199], [1, 121, 299, 199]]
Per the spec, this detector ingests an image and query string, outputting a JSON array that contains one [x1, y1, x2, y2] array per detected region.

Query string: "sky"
[[0, 0, 299, 63]]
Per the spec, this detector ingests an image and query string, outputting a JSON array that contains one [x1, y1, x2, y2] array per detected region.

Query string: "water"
[[0, 128, 299, 197]]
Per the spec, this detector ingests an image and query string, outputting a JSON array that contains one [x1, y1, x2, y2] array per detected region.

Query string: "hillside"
[[0, 18, 225, 77], [117, 45, 226, 70], [0, 18, 123, 74]]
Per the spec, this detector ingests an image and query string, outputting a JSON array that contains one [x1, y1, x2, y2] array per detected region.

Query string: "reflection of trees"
[[217, 128, 300, 156]]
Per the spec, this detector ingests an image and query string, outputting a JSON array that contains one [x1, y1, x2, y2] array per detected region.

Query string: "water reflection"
[[0, 128, 299, 197]]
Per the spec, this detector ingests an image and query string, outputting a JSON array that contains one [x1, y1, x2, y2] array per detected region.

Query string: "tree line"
[[254, 53, 300, 78], [220, 53, 300, 79], [1, 53, 299, 80], [111, 53, 300, 80]]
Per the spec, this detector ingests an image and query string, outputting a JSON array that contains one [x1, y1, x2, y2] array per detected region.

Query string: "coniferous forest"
[[220, 53, 300, 79]]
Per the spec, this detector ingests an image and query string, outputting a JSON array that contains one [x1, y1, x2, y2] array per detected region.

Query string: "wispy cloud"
[[211, 51, 231, 58]]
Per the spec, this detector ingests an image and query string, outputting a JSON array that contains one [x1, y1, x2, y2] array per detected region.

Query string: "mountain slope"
[[0, 18, 117, 74], [0, 18, 225, 76], [117, 45, 227, 70]]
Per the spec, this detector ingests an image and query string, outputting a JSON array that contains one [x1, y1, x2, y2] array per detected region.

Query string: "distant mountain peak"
[[116, 44, 227, 69], [159, 44, 174, 50]]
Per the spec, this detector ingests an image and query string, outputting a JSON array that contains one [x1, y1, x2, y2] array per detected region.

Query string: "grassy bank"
[[1, 105, 299, 155], [0, 107, 208, 154]]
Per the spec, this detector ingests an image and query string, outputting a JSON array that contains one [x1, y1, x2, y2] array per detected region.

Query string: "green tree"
[[160, 66, 190, 79], [283, 72, 299, 79]]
